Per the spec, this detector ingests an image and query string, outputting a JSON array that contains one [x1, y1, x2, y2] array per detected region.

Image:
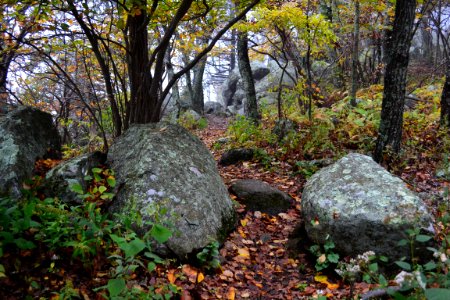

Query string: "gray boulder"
[[222, 72, 240, 106], [44, 152, 106, 205], [221, 61, 277, 109], [229, 179, 294, 215], [107, 123, 236, 259], [301, 153, 434, 262], [219, 148, 255, 166], [0, 106, 61, 198], [204, 101, 224, 115], [436, 165, 450, 180]]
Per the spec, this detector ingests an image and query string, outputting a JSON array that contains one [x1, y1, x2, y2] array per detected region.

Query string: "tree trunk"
[[440, 60, 450, 127], [192, 56, 207, 114], [350, 0, 360, 107], [373, 0, 417, 163], [237, 29, 259, 123], [126, 1, 153, 125], [420, 13, 433, 65]]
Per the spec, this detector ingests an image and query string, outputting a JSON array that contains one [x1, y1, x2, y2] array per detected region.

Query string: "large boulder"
[[301, 153, 434, 262], [229, 179, 294, 215], [204, 101, 225, 115], [221, 61, 279, 109], [0, 106, 61, 198], [107, 123, 236, 259], [44, 152, 106, 205], [219, 148, 255, 166]]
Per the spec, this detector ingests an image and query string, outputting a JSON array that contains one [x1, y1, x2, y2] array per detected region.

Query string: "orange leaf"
[[182, 265, 199, 283], [167, 269, 176, 284], [227, 287, 236, 300], [238, 248, 250, 258], [314, 274, 339, 290], [197, 272, 205, 283]]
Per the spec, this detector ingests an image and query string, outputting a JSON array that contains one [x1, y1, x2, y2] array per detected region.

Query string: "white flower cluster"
[[433, 250, 448, 263], [335, 251, 376, 279], [394, 270, 426, 290]]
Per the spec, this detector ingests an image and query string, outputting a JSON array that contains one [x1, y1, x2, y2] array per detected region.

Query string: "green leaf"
[[378, 274, 388, 287], [369, 262, 378, 272], [397, 239, 408, 246], [117, 18, 125, 30], [416, 235, 432, 243], [144, 252, 164, 264], [69, 183, 84, 194], [98, 186, 107, 194], [327, 253, 339, 263], [110, 234, 126, 245], [14, 238, 35, 250], [84, 175, 93, 181], [122, 238, 146, 259], [379, 255, 389, 263], [150, 224, 172, 244], [147, 262, 156, 272], [92, 168, 102, 174], [60, 23, 70, 31], [107, 177, 116, 188], [424, 288, 450, 300], [107, 278, 126, 297], [0, 264, 5, 278], [395, 261, 411, 271], [424, 261, 437, 271]]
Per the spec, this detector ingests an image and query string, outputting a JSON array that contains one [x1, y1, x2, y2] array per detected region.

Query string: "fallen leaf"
[[314, 274, 339, 290], [167, 269, 176, 283], [227, 287, 236, 300], [318, 254, 326, 264], [240, 218, 248, 226], [238, 248, 250, 258]]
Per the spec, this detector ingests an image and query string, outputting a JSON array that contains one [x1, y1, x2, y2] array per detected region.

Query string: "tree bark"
[[192, 56, 207, 114], [126, 0, 152, 125], [237, 29, 259, 123], [373, 0, 417, 163], [440, 61, 450, 127], [350, 0, 360, 107]]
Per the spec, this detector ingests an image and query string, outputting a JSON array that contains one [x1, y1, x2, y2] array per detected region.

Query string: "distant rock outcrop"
[[301, 153, 434, 262], [221, 60, 296, 113], [229, 179, 294, 215], [0, 106, 61, 198], [107, 123, 236, 259]]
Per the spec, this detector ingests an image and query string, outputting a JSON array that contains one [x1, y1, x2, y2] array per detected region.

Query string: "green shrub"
[[177, 111, 208, 130]]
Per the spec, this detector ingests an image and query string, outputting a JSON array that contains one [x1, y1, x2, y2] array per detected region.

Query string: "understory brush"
[[0, 168, 178, 299], [227, 82, 450, 178]]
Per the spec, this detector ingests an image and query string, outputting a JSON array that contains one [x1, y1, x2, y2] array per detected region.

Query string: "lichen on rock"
[[301, 153, 434, 262]]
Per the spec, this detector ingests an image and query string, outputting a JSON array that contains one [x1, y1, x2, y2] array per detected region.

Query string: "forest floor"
[[184, 114, 377, 299], [185, 113, 449, 299], [1, 114, 447, 299]]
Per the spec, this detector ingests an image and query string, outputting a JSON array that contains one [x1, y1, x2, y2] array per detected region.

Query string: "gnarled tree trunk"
[[237, 29, 259, 123], [373, 0, 417, 163]]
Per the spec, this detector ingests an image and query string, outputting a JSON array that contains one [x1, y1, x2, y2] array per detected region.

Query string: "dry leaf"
[[197, 272, 205, 283], [227, 287, 236, 300], [238, 248, 250, 258], [167, 269, 176, 283]]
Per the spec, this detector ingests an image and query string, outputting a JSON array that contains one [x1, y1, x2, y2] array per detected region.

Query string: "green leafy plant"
[[227, 115, 275, 147], [197, 241, 221, 271], [309, 235, 340, 271], [177, 111, 208, 130]]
